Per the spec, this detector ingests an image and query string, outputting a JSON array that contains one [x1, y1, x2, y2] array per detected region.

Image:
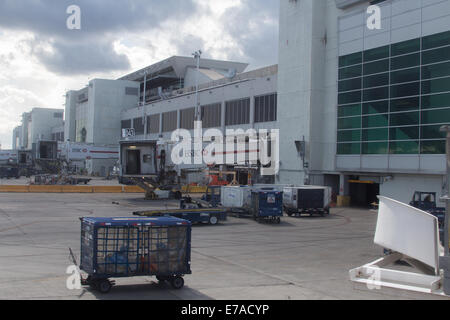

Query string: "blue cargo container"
[[79, 216, 191, 293], [250, 190, 283, 224]]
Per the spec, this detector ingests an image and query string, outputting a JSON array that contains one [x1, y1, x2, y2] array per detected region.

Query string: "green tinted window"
[[362, 128, 388, 141], [339, 65, 362, 79], [363, 114, 388, 128], [422, 31, 450, 50], [422, 108, 450, 125], [338, 130, 361, 142], [337, 143, 361, 155], [422, 93, 450, 109], [421, 140, 446, 154], [391, 53, 420, 70], [338, 104, 361, 117], [363, 46, 389, 62], [391, 68, 420, 84], [339, 52, 362, 67], [390, 126, 419, 140], [422, 46, 450, 65], [390, 97, 420, 112], [422, 77, 450, 95], [389, 141, 419, 154], [391, 38, 420, 56], [339, 78, 362, 92], [364, 73, 389, 88], [339, 91, 361, 104], [390, 112, 419, 126], [422, 62, 450, 80], [421, 125, 447, 140], [364, 59, 389, 75], [362, 142, 388, 154], [338, 117, 361, 130], [363, 87, 389, 101], [391, 82, 420, 98], [363, 101, 389, 115]]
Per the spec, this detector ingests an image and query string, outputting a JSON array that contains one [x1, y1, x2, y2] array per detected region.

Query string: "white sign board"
[[122, 128, 135, 138]]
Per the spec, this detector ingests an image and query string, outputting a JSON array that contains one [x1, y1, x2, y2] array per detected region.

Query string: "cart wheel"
[[209, 216, 218, 225], [276, 217, 281, 224], [170, 276, 184, 290], [97, 279, 112, 294]]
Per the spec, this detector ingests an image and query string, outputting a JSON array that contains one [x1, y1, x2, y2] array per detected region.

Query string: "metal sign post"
[[440, 125, 450, 295]]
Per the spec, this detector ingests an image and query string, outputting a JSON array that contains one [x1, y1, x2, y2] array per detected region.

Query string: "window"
[[390, 112, 419, 126], [422, 109, 450, 125], [338, 117, 361, 130], [180, 107, 195, 130], [389, 141, 419, 154], [390, 126, 419, 140], [339, 65, 362, 80], [255, 93, 277, 123], [339, 104, 361, 117], [147, 114, 160, 134], [391, 53, 420, 70], [225, 98, 250, 126], [390, 97, 419, 112], [201, 103, 222, 128], [339, 78, 362, 92], [364, 59, 389, 75], [133, 117, 145, 135], [362, 128, 388, 141], [364, 73, 389, 88], [338, 130, 361, 142], [339, 91, 361, 104], [421, 125, 446, 140], [363, 87, 389, 101], [362, 142, 388, 154], [162, 111, 177, 132], [362, 114, 388, 128], [121, 120, 131, 130], [390, 82, 420, 98], [422, 30, 450, 50], [422, 62, 450, 80], [337, 143, 361, 155], [363, 101, 389, 115], [422, 77, 450, 95], [422, 93, 450, 110], [391, 38, 420, 56], [54, 112, 63, 118], [339, 52, 362, 67], [363, 45, 389, 62], [421, 140, 446, 154], [391, 68, 420, 84], [422, 47, 450, 65]]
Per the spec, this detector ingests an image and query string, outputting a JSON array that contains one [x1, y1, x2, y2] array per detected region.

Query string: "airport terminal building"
[[277, 0, 450, 205]]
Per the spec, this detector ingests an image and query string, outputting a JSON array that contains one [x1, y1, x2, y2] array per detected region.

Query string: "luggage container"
[[221, 186, 252, 210], [283, 186, 332, 217], [77, 216, 191, 293], [250, 189, 283, 224]]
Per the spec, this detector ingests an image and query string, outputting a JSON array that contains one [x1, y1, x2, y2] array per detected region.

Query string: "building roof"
[[118, 56, 249, 82]]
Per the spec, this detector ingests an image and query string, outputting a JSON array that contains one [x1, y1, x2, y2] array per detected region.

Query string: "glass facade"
[[337, 31, 450, 155]]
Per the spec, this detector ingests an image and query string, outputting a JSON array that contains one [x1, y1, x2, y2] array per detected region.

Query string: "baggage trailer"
[[77, 216, 191, 294], [250, 189, 283, 224], [283, 186, 332, 217], [221, 186, 253, 217], [133, 208, 227, 225]]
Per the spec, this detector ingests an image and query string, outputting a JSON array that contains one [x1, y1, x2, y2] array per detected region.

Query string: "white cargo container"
[[221, 186, 252, 209], [283, 186, 332, 216]]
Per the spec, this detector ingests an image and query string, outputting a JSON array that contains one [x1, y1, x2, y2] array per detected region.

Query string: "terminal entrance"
[[349, 179, 380, 207]]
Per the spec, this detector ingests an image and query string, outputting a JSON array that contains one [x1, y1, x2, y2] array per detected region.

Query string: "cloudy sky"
[[0, 0, 279, 149]]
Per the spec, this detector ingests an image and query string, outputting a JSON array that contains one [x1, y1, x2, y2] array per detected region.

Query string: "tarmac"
[[0, 191, 448, 300]]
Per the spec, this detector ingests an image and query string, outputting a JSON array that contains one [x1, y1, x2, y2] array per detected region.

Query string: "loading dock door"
[[126, 150, 141, 175], [349, 180, 380, 207]]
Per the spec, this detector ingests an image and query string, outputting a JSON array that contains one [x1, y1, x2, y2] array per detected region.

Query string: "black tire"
[[209, 216, 218, 225], [276, 217, 281, 224], [97, 279, 112, 294], [170, 276, 184, 290]]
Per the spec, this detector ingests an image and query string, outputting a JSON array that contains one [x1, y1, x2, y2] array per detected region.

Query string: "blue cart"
[[133, 208, 227, 225], [78, 216, 191, 293], [250, 190, 283, 224]]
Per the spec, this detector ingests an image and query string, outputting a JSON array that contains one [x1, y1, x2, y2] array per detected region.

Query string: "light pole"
[[192, 50, 202, 121]]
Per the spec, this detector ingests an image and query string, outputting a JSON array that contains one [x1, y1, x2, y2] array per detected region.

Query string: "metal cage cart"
[[76, 216, 192, 294]]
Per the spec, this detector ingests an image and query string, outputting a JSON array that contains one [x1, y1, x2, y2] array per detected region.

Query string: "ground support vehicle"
[[134, 208, 227, 226], [283, 186, 332, 217]]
